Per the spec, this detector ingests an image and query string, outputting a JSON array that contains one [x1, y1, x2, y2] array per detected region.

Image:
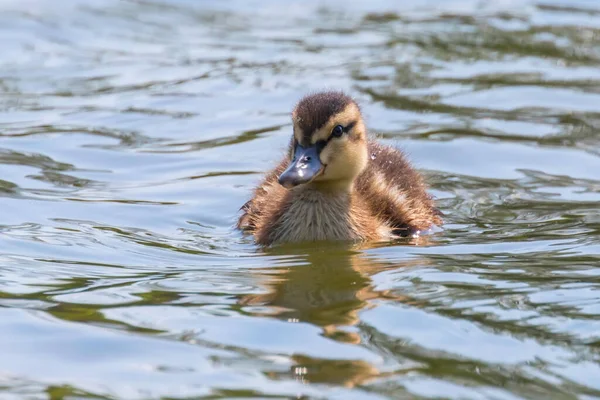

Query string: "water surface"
[[1, 0, 600, 398]]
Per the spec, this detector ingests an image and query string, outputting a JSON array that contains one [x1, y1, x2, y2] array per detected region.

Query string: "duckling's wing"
[[357, 141, 441, 235]]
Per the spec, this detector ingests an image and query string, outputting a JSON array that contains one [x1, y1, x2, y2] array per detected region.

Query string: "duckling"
[[238, 91, 442, 245]]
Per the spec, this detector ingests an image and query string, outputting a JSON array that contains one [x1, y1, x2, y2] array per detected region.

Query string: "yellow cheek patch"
[[319, 139, 348, 165], [319, 142, 334, 165]]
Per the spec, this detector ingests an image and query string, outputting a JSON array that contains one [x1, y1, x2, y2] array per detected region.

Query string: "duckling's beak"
[[278, 144, 323, 188]]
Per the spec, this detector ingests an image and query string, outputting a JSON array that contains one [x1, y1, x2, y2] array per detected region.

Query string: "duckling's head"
[[278, 91, 368, 191]]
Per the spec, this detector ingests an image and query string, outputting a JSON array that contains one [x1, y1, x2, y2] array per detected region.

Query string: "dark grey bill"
[[278, 144, 323, 188]]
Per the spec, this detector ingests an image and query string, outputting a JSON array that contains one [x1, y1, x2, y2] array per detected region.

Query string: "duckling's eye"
[[331, 125, 344, 138]]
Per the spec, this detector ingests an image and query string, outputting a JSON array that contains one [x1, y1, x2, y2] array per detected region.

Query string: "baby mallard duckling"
[[238, 91, 442, 245]]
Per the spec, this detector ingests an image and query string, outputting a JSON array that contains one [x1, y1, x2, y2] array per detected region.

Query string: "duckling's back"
[[355, 140, 442, 236]]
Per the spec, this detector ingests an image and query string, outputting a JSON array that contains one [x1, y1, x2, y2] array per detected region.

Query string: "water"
[[1, 0, 599, 398]]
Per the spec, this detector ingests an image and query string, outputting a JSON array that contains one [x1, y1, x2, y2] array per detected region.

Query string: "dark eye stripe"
[[312, 120, 359, 154], [315, 140, 327, 153], [343, 120, 357, 133]]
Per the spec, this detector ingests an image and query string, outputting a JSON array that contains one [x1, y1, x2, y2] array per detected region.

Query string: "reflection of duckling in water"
[[239, 244, 420, 341], [238, 91, 442, 245], [238, 244, 427, 387]]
